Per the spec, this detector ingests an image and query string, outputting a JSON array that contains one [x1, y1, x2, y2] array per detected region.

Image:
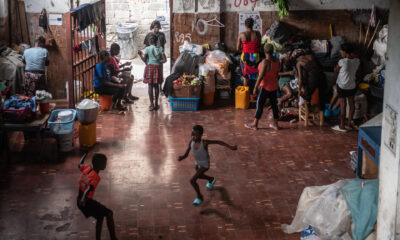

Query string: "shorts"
[[77, 195, 111, 220], [279, 76, 292, 90], [337, 85, 356, 98]]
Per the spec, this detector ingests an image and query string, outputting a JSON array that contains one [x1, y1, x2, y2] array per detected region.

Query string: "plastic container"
[[79, 122, 96, 147], [117, 22, 138, 59], [48, 109, 76, 134], [39, 102, 50, 114], [99, 95, 113, 111], [202, 91, 215, 106], [169, 97, 200, 111], [235, 86, 250, 109], [76, 99, 100, 124], [56, 131, 74, 152]]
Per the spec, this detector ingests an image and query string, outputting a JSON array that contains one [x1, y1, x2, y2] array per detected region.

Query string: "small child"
[[139, 34, 166, 111], [178, 125, 237, 207], [77, 153, 118, 240], [331, 43, 360, 132]]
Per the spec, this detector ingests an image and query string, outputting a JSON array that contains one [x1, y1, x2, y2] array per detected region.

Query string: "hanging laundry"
[[73, 43, 82, 53], [92, 1, 102, 22], [71, 4, 95, 32]]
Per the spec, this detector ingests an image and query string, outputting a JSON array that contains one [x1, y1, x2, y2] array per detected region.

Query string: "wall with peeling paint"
[[173, 0, 390, 13], [21, 0, 71, 13]]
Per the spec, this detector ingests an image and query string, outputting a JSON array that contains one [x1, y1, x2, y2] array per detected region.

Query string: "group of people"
[[238, 18, 360, 132], [94, 20, 167, 111]]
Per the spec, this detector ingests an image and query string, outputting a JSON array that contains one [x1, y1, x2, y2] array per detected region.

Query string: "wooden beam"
[[17, 1, 30, 44]]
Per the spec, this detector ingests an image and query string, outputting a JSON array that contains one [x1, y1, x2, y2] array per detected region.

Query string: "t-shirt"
[[78, 164, 100, 199], [22, 47, 49, 72], [337, 58, 360, 90], [94, 62, 111, 88], [108, 56, 120, 77], [144, 45, 163, 65]]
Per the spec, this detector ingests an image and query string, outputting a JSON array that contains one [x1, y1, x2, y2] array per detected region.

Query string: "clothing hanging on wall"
[[71, 4, 94, 31]]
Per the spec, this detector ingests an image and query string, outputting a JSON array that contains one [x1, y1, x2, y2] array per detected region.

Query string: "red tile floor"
[[0, 92, 357, 240]]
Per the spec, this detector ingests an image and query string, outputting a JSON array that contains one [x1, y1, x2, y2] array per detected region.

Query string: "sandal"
[[149, 105, 154, 111], [129, 96, 139, 101], [206, 178, 216, 191], [154, 105, 160, 111], [192, 198, 203, 207], [331, 125, 348, 133], [244, 123, 257, 130]]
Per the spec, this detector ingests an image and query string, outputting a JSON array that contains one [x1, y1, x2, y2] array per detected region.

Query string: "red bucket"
[[39, 102, 50, 114]]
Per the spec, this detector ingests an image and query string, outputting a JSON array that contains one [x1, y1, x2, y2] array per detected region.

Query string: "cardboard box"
[[361, 151, 378, 179], [173, 85, 202, 98]]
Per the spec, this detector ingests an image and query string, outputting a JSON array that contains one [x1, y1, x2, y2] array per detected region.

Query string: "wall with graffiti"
[[174, 0, 390, 13]]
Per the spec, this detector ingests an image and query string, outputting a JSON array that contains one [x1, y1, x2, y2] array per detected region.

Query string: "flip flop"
[[206, 178, 216, 191], [149, 106, 154, 111], [331, 125, 348, 133], [154, 105, 160, 111], [244, 123, 257, 130], [192, 198, 203, 207]]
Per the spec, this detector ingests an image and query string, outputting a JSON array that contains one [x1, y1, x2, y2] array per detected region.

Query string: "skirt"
[[24, 72, 46, 96], [144, 64, 161, 84], [240, 52, 260, 81]]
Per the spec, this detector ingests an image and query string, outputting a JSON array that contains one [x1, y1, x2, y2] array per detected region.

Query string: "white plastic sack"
[[311, 40, 328, 55], [179, 41, 203, 56], [371, 25, 388, 66], [199, 64, 216, 77], [77, 99, 100, 109], [282, 179, 352, 239]]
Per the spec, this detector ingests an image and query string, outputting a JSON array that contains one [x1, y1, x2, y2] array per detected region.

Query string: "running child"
[[178, 125, 237, 207], [139, 34, 166, 111], [331, 43, 360, 132], [77, 153, 118, 240]]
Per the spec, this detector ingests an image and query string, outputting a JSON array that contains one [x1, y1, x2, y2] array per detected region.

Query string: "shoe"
[[192, 198, 203, 207], [206, 178, 216, 191], [331, 125, 348, 133]]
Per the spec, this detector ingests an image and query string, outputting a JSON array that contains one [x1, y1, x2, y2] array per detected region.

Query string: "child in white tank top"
[[178, 125, 237, 207]]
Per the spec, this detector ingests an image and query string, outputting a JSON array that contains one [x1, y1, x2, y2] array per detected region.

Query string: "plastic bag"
[[179, 41, 203, 56], [199, 64, 216, 77], [205, 50, 231, 79], [77, 99, 100, 109], [282, 180, 352, 239]]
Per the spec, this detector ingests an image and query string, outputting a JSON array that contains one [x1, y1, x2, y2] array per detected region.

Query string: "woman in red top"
[[245, 44, 280, 130], [237, 18, 261, 91]]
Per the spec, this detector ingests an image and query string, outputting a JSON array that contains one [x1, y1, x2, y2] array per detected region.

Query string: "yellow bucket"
[[235, 86, 250, 109], [79, 122, 96, 147]]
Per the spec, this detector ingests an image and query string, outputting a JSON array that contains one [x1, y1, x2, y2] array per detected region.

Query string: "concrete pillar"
[[376, 0, 400, 239]]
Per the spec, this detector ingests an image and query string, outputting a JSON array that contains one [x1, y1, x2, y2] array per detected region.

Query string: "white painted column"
[[376, 0, 400, 239]]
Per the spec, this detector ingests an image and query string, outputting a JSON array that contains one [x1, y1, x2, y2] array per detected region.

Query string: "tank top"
[[260, 59, 279, 91], [190, 140, 210, 168]]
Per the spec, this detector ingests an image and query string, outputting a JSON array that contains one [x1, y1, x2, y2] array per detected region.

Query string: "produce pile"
[[173, 74, 202, 86]]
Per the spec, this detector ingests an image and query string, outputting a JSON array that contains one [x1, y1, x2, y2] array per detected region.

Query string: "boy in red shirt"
[[77, 153, 118, 240]]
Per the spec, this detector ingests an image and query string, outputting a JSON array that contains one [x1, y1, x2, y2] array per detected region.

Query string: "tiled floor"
[[0, 91, 357, 240]]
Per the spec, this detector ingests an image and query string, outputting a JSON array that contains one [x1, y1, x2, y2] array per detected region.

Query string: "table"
[[1, 113, 50, 164], [357, 125, 382, 178]]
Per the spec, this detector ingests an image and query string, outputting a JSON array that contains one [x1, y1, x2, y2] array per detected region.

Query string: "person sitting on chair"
[[94, 50, 127, 111]]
